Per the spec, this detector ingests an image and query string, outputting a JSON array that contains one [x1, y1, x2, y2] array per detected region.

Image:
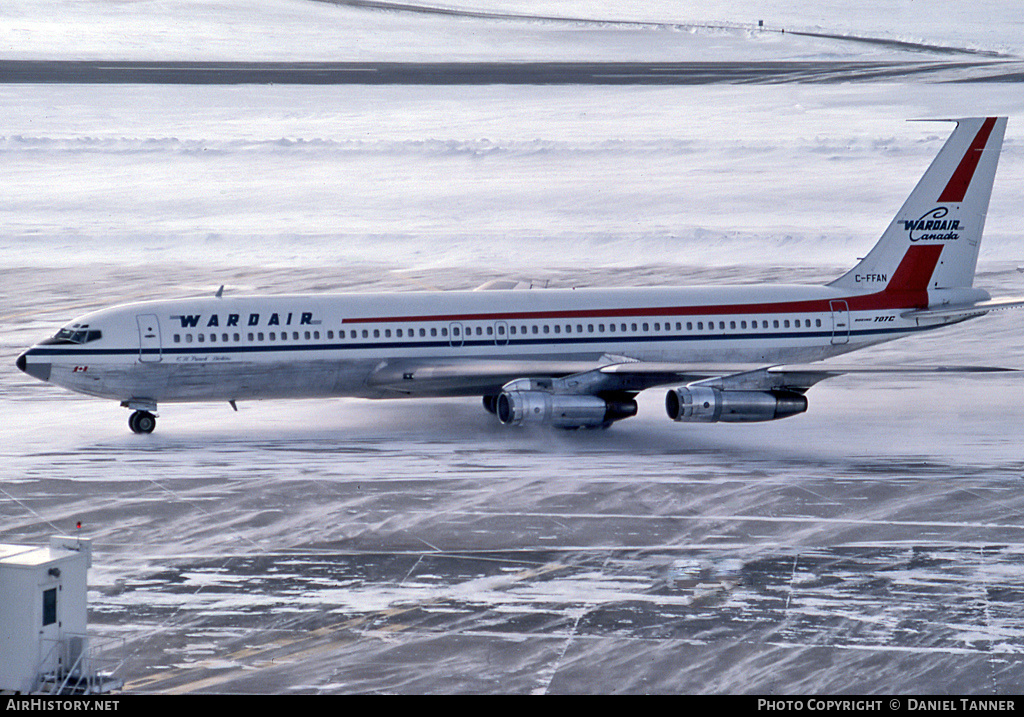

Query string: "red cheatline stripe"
[[342, 287, 928, 325], [937, 117, 997, 203]]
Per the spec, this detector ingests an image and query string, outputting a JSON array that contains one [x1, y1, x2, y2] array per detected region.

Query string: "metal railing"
[[33, 633, 125, 695]]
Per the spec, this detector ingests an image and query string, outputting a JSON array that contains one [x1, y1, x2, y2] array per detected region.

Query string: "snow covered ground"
[[2, 0, 1024, 695], [2, 0, 1024, 61]]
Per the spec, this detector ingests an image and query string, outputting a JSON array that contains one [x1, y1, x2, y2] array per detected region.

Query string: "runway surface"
[[3, 60, 1024, 85], [4, 261, 1024, 694], [3, 12, 1024, 687]]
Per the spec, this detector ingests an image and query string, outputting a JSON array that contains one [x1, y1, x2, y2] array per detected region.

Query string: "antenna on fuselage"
[[215, 285, 224, 298]]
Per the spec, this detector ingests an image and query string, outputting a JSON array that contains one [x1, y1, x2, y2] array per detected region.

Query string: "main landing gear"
[[122, 401, 158, 434], [128, 410, 157, 434]]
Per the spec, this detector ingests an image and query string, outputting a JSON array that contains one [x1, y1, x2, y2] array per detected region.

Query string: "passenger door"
[[137, 314, 162, 362]]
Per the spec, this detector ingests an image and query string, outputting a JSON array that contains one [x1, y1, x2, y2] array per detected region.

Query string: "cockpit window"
[[43, 328, 102, 345]]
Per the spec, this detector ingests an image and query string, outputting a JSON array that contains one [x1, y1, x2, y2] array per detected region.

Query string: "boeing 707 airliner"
[[16, 117, 1023, 433]]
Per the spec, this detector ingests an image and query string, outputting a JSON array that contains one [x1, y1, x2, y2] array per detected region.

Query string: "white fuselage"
[[20, 283, 956, 405]]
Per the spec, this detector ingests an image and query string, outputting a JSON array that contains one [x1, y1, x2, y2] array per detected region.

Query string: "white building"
[[0, 536, 121, 694]]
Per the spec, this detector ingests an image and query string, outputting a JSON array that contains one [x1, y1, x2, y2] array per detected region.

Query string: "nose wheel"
[[129, 410, 156, 434]]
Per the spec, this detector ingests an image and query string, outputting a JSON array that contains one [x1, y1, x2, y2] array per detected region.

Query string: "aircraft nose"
[[16, 352, 51, 381]]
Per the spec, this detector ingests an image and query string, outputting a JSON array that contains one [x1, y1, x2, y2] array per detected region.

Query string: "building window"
[[43, 588, 57, 626]]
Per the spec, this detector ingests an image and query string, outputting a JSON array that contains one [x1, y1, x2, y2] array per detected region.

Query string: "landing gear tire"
[[129, 410, 156, 434]]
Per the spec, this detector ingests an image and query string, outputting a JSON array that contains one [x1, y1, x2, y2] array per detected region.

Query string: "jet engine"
[[665, 386, 807, 423], [496, 390, 637, 429]]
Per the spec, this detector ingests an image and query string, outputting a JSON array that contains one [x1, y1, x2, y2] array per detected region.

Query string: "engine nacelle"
[[665, 386, 807, 423], [496, 390, 637, 428]]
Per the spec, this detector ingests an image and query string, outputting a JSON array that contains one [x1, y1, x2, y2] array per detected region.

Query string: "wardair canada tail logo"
[[903, 207, 961, 242]]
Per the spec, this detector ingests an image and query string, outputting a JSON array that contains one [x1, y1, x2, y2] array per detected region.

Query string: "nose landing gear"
[[128, 410, 157, 434]]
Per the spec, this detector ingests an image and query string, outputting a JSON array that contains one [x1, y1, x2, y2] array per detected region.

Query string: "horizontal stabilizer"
[[902, 296, 1024, 320]]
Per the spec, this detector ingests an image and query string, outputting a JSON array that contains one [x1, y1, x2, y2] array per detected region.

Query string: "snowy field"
[[3, 0, 1024, 695]]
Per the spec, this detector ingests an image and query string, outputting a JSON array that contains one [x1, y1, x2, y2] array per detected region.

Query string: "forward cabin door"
[[137, 314, 163, 362]]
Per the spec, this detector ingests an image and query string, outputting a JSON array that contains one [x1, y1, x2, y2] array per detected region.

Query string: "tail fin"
[[830, 117, 1006, 292]]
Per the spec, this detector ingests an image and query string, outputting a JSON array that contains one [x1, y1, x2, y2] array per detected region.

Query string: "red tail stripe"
[[885, 244, 943, 294], [937, 117, 997, 203]]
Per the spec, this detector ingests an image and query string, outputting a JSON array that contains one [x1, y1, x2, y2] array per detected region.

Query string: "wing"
[[367, 355, 1019, 398]]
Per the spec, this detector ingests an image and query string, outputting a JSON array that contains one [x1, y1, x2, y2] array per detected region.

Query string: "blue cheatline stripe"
[[25, 323, 943, 359]]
